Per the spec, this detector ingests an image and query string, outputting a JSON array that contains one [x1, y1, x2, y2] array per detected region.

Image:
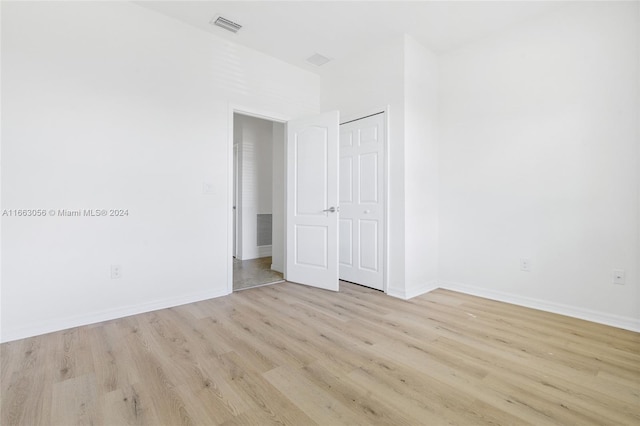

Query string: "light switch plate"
[[202, 182, 215, 195]]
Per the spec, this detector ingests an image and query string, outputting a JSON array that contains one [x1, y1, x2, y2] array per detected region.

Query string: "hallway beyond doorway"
[[233, 256, 284, 291]]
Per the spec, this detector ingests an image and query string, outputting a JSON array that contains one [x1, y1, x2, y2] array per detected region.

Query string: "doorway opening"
[[232, 112, 286, 291]]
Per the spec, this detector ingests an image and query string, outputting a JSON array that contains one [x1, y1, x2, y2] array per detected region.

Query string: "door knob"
[[323, 206, 338, 213]]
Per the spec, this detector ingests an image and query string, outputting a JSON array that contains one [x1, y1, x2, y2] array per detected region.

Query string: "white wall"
[[403, 35, 440, 297], [3, 1, 636, 341], [1, 1, 319, 342], [236, 114, 274, 260], [321, 35, 407, 291], [439, 2, 640, 329], [271, 122, 286, 273]]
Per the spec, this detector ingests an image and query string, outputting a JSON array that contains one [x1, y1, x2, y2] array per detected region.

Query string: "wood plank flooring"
[[1, 282, 639, 425]]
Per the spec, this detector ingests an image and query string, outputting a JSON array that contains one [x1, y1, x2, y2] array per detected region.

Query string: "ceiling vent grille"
[[306, 53, 331, 67], [211, 16, 242, 33]]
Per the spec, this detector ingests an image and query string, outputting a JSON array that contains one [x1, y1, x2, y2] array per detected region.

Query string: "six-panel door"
[[338, 113, 385, 290]]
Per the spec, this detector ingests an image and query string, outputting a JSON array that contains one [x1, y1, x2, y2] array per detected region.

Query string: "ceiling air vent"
[[306, 53, 331, 67], [211, 16, 242, 33]]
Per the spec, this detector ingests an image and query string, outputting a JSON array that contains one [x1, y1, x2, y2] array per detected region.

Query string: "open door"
[[286, 111, 340, 291]]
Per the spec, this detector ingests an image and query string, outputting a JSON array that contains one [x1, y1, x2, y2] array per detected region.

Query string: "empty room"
[[1, 1, 638, 425]]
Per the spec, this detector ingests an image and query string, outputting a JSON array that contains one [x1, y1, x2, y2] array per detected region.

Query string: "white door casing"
[[339, 113, 385, 290], [286, 111, 340, 291], [233, 143, 240, 258]]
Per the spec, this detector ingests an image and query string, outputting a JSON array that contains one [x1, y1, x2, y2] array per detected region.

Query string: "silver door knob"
[[323, 206, 338, 213]]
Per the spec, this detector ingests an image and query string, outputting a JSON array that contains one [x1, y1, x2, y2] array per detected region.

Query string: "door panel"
[[339, 157, 353, 203], [286, 111, 340, 291], [295, 128, 328, 215], [359, 220, 378, 271], [295, 225, 328, 268], [340, 130, 354, 148], [339, 219, 353, 266], [359, 153, 378, 203], [360, 125, 378, 144], [339, 113, 385, 290]]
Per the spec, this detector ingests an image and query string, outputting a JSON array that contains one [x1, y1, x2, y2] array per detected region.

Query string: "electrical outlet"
[[612, 269, 625, 285], [111, 265, 122, 279], [520, 258, 531, 272]]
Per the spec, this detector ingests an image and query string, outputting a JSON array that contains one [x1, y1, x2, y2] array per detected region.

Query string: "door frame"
[[339, 105, 390, 294], [233, 143, 240, 258], [227, 104, 291, 294]]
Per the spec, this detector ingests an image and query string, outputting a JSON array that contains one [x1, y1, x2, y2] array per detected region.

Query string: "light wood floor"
[[1, 282, 639, 425]]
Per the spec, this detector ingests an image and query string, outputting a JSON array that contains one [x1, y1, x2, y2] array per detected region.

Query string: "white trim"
[[233, 143, 241, 259], [227, 104, 292, 294], [383, 106, 390, 295], [387, 281, 439, 300], [439, 281, 640, 333], [0, 288, 229, 343], [258, 245, 273, 258], [230, 104, 289, 124]]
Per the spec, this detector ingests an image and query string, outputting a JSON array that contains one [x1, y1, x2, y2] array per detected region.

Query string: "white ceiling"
[[136, 1, 569, 74]]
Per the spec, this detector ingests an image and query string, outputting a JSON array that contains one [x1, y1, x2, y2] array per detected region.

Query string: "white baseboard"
[[387, 281, 439, 300], [5, 280, 636, 342], [239, 245, 272, 260], [439, 281, 640, 333], [1, 287, 230, 343], [258, 245, 272, 258]]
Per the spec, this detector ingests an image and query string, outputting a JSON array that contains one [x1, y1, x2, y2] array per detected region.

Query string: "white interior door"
[[286, 111, 340, 291], [339, 113, 385, 290]]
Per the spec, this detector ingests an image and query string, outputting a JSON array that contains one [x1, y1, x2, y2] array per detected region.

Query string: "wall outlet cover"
[[612, 269, 625, 285], [111, 265, 122, 279]]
